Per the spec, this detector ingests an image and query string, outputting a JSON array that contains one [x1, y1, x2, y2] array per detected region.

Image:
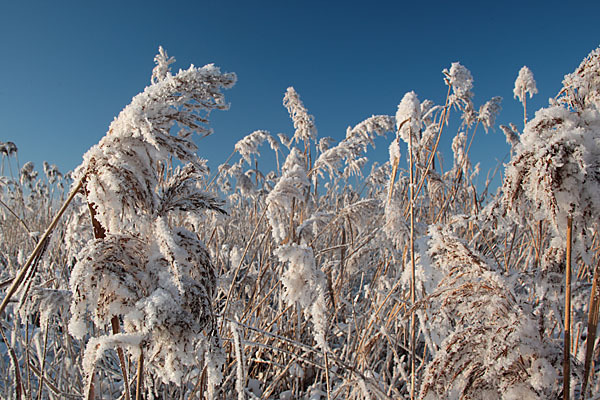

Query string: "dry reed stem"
[[409, 127, 416, 400], [0, 178, 83, 317], [354, 274, 405, 363], [221, 206, 268, 328], [564, 216, 573, 400], [582, 259, 600, 397], [324, 350, 331, 400], [111, 316, 132, 400], [204, 149, 236, 191], [135, 349, 144, 400], [403, 85, 452, 219], [0, 196, 32, 237], [387, 152, 400, 205]]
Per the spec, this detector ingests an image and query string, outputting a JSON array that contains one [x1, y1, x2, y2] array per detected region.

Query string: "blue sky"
[[1, 0, 599, 189]]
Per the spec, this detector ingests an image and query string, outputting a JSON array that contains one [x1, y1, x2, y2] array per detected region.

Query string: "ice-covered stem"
[[387, 137, 401, 204], [513, 66, 538, 127]]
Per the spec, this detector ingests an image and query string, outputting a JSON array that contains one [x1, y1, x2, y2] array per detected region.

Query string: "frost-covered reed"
[[2, 46, 600, 400]]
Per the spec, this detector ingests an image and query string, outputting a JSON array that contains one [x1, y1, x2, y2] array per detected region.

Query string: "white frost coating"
[[451, 131, 470, 177], [72, 47, 235, 234], [82, 333, 143, 391], [560, 47, 600, 110], [230, 321, 246, 400], [275, 243, 321, 307], [283, 87, 317, 144], [388, 139, 400, 165], [266, 148, 310, 243], [395, 91, 421, 146], [275, 243, 329, 350], [504, 48, 600, 261], [500, 123, 520, 148], [444, 62, 475, 126], [478, 96, 502, 132], [313, 115, 395, 179], [513, 66, 538, 103], [68, 47, 227, 388], [443, 62, 474, 102], [151, 46, 175, 84], [418, 225, 560, 399], [235, 130, 273, 164]]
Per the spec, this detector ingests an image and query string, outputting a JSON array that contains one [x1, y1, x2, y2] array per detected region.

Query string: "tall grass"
[[1, 46, 600, 399]]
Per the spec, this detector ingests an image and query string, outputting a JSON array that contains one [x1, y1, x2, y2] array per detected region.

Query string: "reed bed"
[[1, 46, 600, 399]]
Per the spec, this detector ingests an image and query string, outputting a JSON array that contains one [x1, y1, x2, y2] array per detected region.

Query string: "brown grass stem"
[[409, 125, 417, 400], [136, 349, 144, 400], [222, 206, 269, 328], [564, 216, 573, 400], [403, 85, 452, 219]]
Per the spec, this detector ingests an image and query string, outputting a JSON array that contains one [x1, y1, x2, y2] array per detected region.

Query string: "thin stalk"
[[36, 320, 50, 400], [387, 119, 410, 205], [387, 152, 400, 205], [111, 316, 131, 400], [409, 125, 417, 400], [523, 95, 528, 127], [324, 350, 331, 400], [204, 150, 236, 191], [403, 85, 452, 218], [221, 206, 268, 328], [564, 216, 573, 400], [0, 197, 32, 236], [135, 350, 144, 400]]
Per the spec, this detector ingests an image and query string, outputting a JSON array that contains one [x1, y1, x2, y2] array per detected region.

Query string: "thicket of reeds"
[[1, 46, 600, 399]]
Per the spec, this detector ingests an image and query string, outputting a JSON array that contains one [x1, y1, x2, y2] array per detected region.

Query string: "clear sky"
[[1, 0, 599, 188]]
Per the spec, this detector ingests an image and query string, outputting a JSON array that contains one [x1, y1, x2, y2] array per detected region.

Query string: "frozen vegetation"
[[1, 46, 600, 399]]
